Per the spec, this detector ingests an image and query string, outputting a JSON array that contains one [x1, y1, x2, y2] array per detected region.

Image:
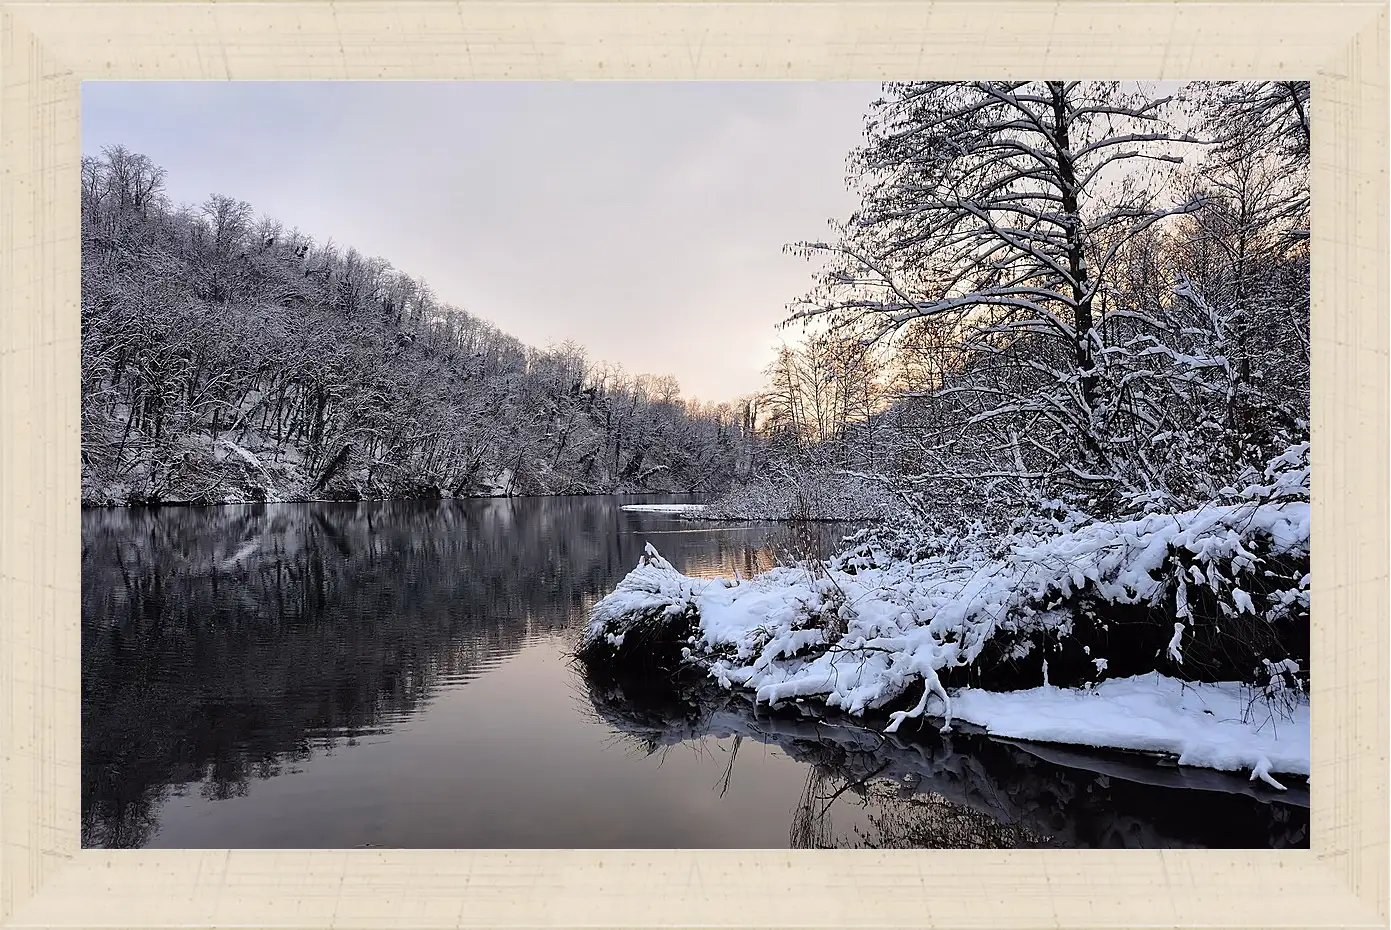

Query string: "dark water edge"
[[81, 496, 1308, 849], [589, 677, 1308, 849]]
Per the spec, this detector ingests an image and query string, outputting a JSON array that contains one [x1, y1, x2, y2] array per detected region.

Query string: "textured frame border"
[[0, 2, 1385, 927]]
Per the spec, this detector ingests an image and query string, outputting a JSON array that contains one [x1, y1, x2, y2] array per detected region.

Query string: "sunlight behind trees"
[[737, 80, 1309, 521]]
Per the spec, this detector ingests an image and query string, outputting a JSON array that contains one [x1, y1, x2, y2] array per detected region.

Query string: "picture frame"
[[1, 1, 1385, 927]]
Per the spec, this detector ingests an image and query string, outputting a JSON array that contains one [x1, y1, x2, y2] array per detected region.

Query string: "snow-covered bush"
[[703, 469, 899, 522]]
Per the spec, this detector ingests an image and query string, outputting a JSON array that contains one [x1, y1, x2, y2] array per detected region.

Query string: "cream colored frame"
[[0, 2, 1385, 927]]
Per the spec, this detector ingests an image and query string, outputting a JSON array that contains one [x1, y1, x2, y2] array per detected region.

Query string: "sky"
[[82, 81, 882, 404]]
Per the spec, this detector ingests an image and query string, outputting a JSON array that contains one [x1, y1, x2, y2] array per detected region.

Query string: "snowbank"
[[581, 474, 1310, 781], [950, 673, 1307, 787]]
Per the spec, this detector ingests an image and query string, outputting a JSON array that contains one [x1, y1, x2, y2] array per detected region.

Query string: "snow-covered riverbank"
[[579, 454, 1311, 784], [83, 435, 712, 508], [82, 434, 714, 508]]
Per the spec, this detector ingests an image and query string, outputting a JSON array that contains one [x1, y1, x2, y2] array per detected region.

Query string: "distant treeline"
[[81, 148, 759, 505]]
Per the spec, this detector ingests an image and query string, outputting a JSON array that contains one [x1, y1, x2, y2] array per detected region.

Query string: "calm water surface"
[[82, 496, 1308, 849]]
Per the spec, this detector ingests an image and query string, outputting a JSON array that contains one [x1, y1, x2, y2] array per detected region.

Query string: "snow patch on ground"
[[949, 673, 1307, 786]]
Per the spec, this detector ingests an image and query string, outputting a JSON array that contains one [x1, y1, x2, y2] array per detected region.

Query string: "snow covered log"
[[575, 544, 705, 674]]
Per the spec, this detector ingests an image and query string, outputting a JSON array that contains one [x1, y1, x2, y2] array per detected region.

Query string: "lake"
[[81, 496, 1309, 849]]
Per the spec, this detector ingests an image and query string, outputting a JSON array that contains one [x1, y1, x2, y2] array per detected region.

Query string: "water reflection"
[[81, 497, 858, 848], [585, 679, 1310, 849], [83, 498, 1305, 849]]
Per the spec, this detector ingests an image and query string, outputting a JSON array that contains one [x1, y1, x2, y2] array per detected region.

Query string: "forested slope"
[[81, 149, 756, 506]]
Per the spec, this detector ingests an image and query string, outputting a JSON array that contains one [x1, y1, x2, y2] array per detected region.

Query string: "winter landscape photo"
[[82, 80, 1311, 850]]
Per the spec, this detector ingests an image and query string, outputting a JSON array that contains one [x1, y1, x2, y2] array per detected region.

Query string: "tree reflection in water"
[[584, 676, 1309, 850], [82, 497, 682, 847], [81, 497, 858, 848]]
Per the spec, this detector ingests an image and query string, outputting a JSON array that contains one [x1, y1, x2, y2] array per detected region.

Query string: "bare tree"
[[787, 81, 1217, 508]]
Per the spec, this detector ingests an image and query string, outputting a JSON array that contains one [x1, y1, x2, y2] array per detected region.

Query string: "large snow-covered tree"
[[787, 81, 1227, 509]]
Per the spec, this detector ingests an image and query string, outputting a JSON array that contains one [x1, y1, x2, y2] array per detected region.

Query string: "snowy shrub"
[[1243, 657, 1307, 728], [703, 469, 899, 522]]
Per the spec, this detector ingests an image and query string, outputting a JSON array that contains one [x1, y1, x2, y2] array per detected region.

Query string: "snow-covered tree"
[[785, 81, 1308, 514]]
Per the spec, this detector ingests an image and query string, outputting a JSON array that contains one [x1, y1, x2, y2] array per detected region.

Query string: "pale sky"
[[82, 81, 882, 404]]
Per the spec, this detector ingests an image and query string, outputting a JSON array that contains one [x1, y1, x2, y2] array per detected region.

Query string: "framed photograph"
[[2, 1, 1385, 927]]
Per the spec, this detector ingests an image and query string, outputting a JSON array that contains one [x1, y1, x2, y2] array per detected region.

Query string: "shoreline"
[[588, 670, 1309, 800], [579, 489, 1311, 785], [81, 488, 711, 510], [588, 645, 1310, 785]]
